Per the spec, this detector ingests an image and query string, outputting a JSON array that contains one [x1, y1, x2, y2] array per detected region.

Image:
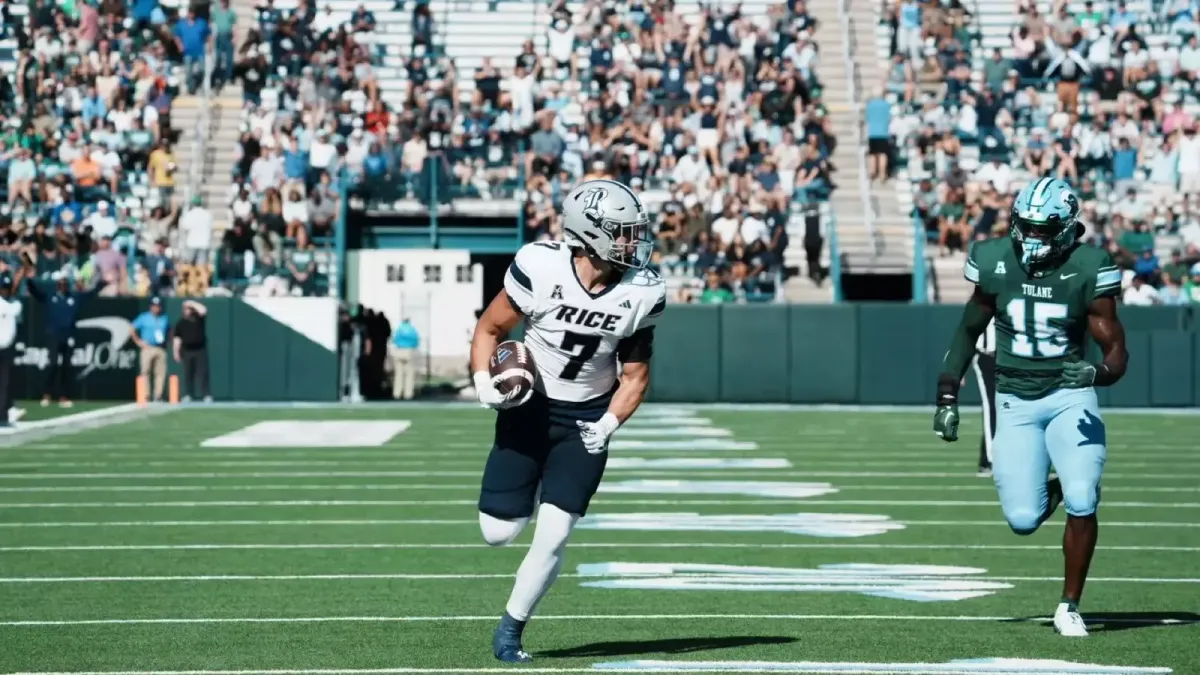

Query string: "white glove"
[[474, 371, 517, 410], [577, 413, 620, 455]]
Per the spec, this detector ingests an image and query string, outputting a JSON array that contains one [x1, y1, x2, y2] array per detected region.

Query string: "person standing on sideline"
[[0, 271, 22, 428], [971, 317, 997, 477], [131, 297, 170, 402], [25, 272, 107, 408], [172, 300, 210, 402], [390, 317, 420, 400]]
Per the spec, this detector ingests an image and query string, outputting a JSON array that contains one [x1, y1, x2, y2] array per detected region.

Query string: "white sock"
[[504, 503, 578, 622]]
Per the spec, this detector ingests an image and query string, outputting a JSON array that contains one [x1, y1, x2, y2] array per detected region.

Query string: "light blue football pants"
[[992, 387, 1107, 535]]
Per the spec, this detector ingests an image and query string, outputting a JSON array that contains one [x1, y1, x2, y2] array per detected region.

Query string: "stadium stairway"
[[871, 0, 990, 303], [175, 0, 257, 232], [810, 0, 913, 277]]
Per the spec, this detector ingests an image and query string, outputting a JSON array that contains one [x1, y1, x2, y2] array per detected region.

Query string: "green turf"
[[0, 405, 1197, 674], [11, 400, 122, 423]]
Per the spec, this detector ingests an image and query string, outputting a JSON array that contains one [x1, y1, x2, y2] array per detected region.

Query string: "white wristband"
[[597, 412, 620, 435], [472, 371, 493, 390]]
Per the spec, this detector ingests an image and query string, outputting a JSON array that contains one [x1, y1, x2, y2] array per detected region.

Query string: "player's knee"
[[1061, 482, 1100, 518], [479, 512, 528, 547], [1003, 508, 1043, 536]]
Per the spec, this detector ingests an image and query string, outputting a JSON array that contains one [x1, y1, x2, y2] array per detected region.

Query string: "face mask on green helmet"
[[1010, 210, 1078, 273]]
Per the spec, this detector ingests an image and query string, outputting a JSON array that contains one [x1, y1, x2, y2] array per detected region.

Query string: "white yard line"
[[0, 499, 1192, 509], [0, 573, 1193, 584], [3, 542, 1198, 553], [0, 519, 1196, 529], [0, 667, 1180, 675], [2, 471, 1199, 479], [2, 613, 1195, 628], [0, 483, 1196, 494], [3, 459, 1197, 470]]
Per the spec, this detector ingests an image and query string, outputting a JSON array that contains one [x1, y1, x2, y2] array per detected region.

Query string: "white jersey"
[[504, 241, 667, 403]]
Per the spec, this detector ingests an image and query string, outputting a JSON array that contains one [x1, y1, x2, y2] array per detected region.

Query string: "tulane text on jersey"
[[504, 241, 667, 403]]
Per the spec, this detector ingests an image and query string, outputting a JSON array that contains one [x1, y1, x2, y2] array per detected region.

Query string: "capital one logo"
[[16, 316, 139, 378], [577, 562, 1013, 602]]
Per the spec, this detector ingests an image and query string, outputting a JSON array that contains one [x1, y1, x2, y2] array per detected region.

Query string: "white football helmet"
[[561, 179, 653, 269]]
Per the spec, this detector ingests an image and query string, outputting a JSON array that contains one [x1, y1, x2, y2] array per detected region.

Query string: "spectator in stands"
[[866, 86, 892, 183], [179, 196, 214, 271]]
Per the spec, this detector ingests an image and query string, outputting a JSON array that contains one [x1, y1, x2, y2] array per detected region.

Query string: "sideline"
[[177, 401, 1200, 416], [0, 404, 174, 447]]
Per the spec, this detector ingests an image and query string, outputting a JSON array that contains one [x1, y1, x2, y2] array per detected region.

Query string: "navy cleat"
[[492, 613, 532, 663]]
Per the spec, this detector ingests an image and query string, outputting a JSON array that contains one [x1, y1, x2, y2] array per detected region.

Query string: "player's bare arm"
[[470, 289, 524, 375], [934, 286, 996, 442], [608, 352, 651, 425], [1085, 296, 1128, 386]]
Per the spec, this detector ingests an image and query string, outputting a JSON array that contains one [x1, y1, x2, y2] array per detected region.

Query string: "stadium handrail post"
[[336, 167, 349, 299], [184, 47, 215, 209], [830, 206, 843, 303], [911, 210, 928, 303], [836, 0, 878, 260], [515, 139, 527, 249]]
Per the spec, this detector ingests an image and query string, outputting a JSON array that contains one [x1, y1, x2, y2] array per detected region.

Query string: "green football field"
[[0, 404, 1197, 675]]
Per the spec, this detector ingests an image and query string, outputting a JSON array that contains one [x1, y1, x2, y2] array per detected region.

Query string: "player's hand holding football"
[[577, 413, 619, 454], [1061, 359, 1099, 388], [474, 371, 520, 410]]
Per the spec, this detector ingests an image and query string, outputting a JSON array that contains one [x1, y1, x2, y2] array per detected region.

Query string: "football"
[[489, 340, 537, 402]]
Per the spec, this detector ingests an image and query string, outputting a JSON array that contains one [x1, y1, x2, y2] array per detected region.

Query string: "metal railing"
[[835, 0, 881, 264], [184, 48, 216, 208], [911, 211, 928, 303]]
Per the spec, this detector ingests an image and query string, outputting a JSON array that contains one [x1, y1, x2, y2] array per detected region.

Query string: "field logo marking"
[[577, 513, 904, 538], [201, 422, 412, 448], [599, 480, 836, 499], [577, 563, 1011, 601], [608, 440, 759, 451], [606, 459, 792, 470], [613, 427, 732, 438], [591, 658, 1172, 674]]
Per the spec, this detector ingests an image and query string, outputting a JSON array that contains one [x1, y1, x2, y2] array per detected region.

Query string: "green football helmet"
[[1010, 176, 1081, 276]]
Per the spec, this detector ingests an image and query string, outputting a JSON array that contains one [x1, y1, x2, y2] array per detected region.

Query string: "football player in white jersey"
[[469, 179, 667, 663]]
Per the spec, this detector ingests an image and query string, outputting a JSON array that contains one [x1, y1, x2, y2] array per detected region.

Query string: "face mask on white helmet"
[[563, 180, 653, 269]]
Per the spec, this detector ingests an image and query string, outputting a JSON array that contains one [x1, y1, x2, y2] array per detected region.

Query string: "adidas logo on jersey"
[[553, 305, 624, 332], [620, 300, 632, 309]]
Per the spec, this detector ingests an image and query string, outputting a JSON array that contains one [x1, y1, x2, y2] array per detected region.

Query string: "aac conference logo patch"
[[577, 562, 1013, 602]]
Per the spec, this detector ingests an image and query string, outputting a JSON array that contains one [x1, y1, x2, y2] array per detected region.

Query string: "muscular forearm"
[[1095, 343, 1128, 386], [940, 299, 993, 386], [607, 367, 650, 425], [469, 322, 504, 374]]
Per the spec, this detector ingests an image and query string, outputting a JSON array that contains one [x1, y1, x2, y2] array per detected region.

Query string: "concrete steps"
[[808, 0, 912, 275]]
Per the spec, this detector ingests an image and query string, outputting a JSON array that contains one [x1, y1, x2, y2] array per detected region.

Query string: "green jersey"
[[965, 238, 1120, 398]]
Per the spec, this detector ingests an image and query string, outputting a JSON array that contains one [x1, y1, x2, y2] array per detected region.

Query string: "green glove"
[[1062, 360, 1098, 388], [933, 404, 960, 442]]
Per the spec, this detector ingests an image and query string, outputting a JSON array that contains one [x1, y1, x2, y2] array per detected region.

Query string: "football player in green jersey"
[[932, 177, 1128, 638]]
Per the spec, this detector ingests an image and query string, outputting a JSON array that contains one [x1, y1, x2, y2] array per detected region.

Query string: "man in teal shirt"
[[211, 0, 237, 86], [131, 297, 170, 402], [390, 318, 419, 400]]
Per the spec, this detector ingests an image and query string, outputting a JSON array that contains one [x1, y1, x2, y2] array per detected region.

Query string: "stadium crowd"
[[878, 0, 1200, 304], [509, 0, 831, 302], [221, 0, 833, 302]]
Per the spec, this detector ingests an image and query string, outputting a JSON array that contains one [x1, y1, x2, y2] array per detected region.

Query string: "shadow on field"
[[1081, 612, 1200, 632], [1006, 611, 1200, 633], [541, 636, 797, 658]]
